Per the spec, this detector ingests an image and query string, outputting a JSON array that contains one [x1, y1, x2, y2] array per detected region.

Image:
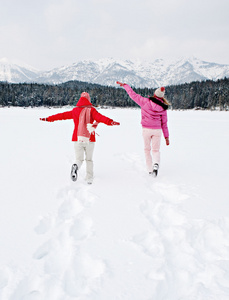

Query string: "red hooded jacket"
[[46, 97, 113, 142]]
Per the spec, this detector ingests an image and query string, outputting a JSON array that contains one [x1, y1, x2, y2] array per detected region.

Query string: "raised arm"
[[116, 81, 146, 107]]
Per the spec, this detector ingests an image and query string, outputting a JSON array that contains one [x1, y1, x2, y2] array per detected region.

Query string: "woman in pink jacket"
[[116, 81, 170, 177]]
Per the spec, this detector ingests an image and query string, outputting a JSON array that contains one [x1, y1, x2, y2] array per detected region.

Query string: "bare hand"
[[165, 138, 170, 145]]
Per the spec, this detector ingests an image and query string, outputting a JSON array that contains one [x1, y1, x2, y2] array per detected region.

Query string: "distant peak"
[[0, 57, 10, 63]]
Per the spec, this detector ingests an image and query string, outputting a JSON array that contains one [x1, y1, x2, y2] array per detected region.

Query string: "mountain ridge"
[[1, 57, 229, 88]]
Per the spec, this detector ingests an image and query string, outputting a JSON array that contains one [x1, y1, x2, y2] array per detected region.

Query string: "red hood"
[[76, 97, 93, 107]]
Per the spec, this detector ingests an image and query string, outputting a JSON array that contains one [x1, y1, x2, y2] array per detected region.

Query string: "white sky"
[[1, 0, 229, 70]]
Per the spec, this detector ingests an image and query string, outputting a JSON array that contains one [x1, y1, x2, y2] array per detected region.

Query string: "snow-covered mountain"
[[1, 57, 229, 88], [0, 58, 38, 83]]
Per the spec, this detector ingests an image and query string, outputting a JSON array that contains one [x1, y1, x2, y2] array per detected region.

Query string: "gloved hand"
[[40, 117, 53, 122], [87, 123, 96, 134], [111, 121, 120, 126], [116, 81, 126, 87]]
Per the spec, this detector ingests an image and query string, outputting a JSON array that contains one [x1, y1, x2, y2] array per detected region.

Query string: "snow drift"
[[0, 107, 228, 300]]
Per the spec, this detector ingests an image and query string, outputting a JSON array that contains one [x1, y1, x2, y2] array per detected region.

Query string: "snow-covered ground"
[[0, 107, 229, 300]]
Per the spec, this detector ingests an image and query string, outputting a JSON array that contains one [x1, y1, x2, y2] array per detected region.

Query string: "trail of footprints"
[[133, 182, 229, 300], [118, 153, 229, 299], [1, 154, 229, 299], [5, 184, 106, 300]]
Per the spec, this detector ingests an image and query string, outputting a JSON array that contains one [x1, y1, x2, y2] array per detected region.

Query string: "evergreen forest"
[[0, 77, 228, 110]]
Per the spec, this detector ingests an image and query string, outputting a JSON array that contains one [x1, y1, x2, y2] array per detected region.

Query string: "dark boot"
[[71, 164, 78, 181], [150, 163, 159, 177]]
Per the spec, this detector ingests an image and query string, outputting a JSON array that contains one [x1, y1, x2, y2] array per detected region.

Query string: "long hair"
[[162, 97, 171, 106]]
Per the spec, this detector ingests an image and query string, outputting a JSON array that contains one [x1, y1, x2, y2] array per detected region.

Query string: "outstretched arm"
[[91, 108, 120, 126], [40, 110, 73, 122]]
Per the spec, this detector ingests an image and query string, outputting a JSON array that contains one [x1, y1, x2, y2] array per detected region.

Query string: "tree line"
[[0, 77, 228, 110]]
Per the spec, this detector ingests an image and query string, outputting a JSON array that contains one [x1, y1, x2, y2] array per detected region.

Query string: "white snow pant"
[[142, 128, 162, 172], [74, 141, 95, 181]]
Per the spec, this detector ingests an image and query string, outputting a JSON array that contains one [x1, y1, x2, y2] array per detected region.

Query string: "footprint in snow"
[[63, 252, 106, 298], [70, 216, 94, 242], [34, 213, 55, 235]]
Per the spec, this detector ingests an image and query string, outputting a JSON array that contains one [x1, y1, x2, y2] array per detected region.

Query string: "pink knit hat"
[[154, 87, 165, 98], [81, 92, 91, 102]]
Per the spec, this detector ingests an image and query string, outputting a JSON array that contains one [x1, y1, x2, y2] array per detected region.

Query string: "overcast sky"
[[1, 0, 229, 70]]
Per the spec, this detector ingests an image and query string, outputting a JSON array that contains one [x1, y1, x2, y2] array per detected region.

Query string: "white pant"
[[142, 128, 162, 172], [74, 142, 95, 181]]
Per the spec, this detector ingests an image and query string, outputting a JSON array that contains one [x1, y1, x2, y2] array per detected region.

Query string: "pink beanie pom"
[[154, 87, 165, 98], [81, 92, 91, 102]]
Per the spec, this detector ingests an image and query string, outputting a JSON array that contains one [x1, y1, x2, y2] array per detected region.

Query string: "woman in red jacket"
[[40, 92, 120, 184]]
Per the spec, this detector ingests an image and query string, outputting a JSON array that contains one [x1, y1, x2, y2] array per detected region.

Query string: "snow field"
[[0, 107, 229, 299]]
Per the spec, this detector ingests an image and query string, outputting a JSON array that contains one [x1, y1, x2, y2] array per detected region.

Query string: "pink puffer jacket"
[[124, 84, 169, 138]]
